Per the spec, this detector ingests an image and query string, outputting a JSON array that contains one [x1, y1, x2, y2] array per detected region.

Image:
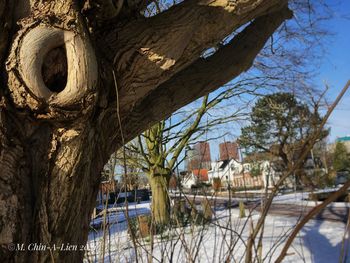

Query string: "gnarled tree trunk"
[[0, 0, 292, 262]]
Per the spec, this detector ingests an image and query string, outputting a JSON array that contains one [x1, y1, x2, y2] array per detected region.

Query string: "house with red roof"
[[182, 168, 209, 188]]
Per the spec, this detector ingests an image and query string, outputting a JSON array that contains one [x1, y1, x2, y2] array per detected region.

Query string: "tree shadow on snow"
[[89, 205, 151, 237], [301, 220, 349, 263]]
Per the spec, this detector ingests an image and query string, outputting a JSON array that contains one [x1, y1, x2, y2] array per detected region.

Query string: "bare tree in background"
[[119, 88, 248, 224]]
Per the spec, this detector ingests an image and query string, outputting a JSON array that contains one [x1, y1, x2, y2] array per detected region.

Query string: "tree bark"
[[0, 0, 291, 262], [149, 174, 170, 225], [0, 1, 104, 262]]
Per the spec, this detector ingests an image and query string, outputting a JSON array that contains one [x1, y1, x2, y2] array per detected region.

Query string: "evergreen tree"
[[333, 142, 350, 171]]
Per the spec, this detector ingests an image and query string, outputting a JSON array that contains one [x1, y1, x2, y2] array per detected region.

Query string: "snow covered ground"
[[86, 193, 350, 263], [273, 189, 350, 208]]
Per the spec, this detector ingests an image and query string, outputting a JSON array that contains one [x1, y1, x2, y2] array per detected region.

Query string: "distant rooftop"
[[336, 136, 350, 142]]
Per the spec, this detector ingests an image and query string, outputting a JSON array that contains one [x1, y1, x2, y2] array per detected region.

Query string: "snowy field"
[[86, 193, 350, 263], [273, 188, 350, 208]]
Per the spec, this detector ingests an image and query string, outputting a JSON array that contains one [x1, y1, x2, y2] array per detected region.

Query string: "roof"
[[219, 159, 230, 169], [337, 136, 350, 142], [192, 169, 209, 181]]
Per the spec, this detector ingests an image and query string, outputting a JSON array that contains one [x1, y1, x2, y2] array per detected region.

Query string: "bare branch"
[[121, 7, 292, 142], [276, 179, 350, 263]]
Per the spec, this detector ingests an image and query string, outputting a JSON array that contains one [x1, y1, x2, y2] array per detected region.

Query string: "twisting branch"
[[99, 0, 290, 114], [121, 7, 293, 142]]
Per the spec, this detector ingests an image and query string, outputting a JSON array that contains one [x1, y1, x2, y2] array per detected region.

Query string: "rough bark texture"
[[149, 175, 170, 224], [0, 0, 292, 262]]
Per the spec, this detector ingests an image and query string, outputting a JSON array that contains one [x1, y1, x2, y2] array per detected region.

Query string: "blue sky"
[[131, 1, 350, 166], [317, 1, 350, 142], [205, 2, 350, 159]]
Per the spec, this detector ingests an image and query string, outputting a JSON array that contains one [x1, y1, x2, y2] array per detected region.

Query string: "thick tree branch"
[[119, 7, 293, 143], [99, 0, 288, 114]]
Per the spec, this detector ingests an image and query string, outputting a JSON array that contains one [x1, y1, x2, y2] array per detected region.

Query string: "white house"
[[208, 158, 279, 189], [181, 169, 209, 189]]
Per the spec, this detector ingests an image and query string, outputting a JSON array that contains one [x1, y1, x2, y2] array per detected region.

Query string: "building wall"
[[187, 141, 212, 170], [231, 173, 264, 188], [208, 159, 277, 189], [336, 136, 350, 152], [181, 169, 208, 188], [182, 175, 197, 189], [219, 141, 239, 161], [329, 136, 350, 154]]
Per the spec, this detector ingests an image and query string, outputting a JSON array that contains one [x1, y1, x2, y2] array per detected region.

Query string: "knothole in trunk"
[[42, 46, 68, 93], [6, 25, 98, 118]]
